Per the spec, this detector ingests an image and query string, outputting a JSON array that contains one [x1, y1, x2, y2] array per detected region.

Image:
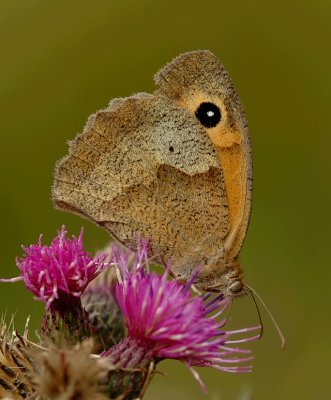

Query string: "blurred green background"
[[1, 1, 330, 399]]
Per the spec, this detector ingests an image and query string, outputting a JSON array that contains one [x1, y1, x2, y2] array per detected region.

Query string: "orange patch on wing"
[[207, 128, 245, 253], [178, 93, 247, 255]]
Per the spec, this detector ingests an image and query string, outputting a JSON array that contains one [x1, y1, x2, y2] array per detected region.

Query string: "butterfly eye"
[[195, 102, 221, 128]]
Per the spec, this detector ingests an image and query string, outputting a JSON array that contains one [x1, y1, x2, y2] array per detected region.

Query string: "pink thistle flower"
[[106, 241, 261, 393], [0, 226, 109, 308]]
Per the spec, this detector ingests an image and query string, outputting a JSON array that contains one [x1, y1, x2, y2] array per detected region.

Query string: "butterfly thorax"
[[171, 255, 247, 297]]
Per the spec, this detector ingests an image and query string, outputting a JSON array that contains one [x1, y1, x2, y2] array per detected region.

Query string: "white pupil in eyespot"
[[207, 110, 214, 117]]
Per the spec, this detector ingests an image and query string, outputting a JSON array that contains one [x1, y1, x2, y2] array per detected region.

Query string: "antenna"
[[249, 289, 264, 341], [246, 283, 286, 349]]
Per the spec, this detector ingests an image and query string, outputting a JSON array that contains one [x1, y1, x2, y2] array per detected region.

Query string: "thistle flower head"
[[1, 227, 109, 307], [110, 241, 260, 391]]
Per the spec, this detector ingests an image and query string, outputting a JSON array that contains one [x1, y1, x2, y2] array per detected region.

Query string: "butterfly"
[[53, 50, 252, 298]]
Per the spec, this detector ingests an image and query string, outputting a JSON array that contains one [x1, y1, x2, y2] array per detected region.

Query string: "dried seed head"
[[33, 339, 109, 400], [0, 318, 35, 399]]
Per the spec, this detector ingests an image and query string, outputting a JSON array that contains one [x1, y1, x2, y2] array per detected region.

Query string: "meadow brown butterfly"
[[52, 50, 252, 298]]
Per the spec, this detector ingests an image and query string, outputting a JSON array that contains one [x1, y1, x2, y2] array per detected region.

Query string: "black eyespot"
[[195, 102, 221, 128], [169, 145, 174, 152]]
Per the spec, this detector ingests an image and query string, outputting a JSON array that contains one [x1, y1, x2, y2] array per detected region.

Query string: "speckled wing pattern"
[[53, 50, 252, 292]]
